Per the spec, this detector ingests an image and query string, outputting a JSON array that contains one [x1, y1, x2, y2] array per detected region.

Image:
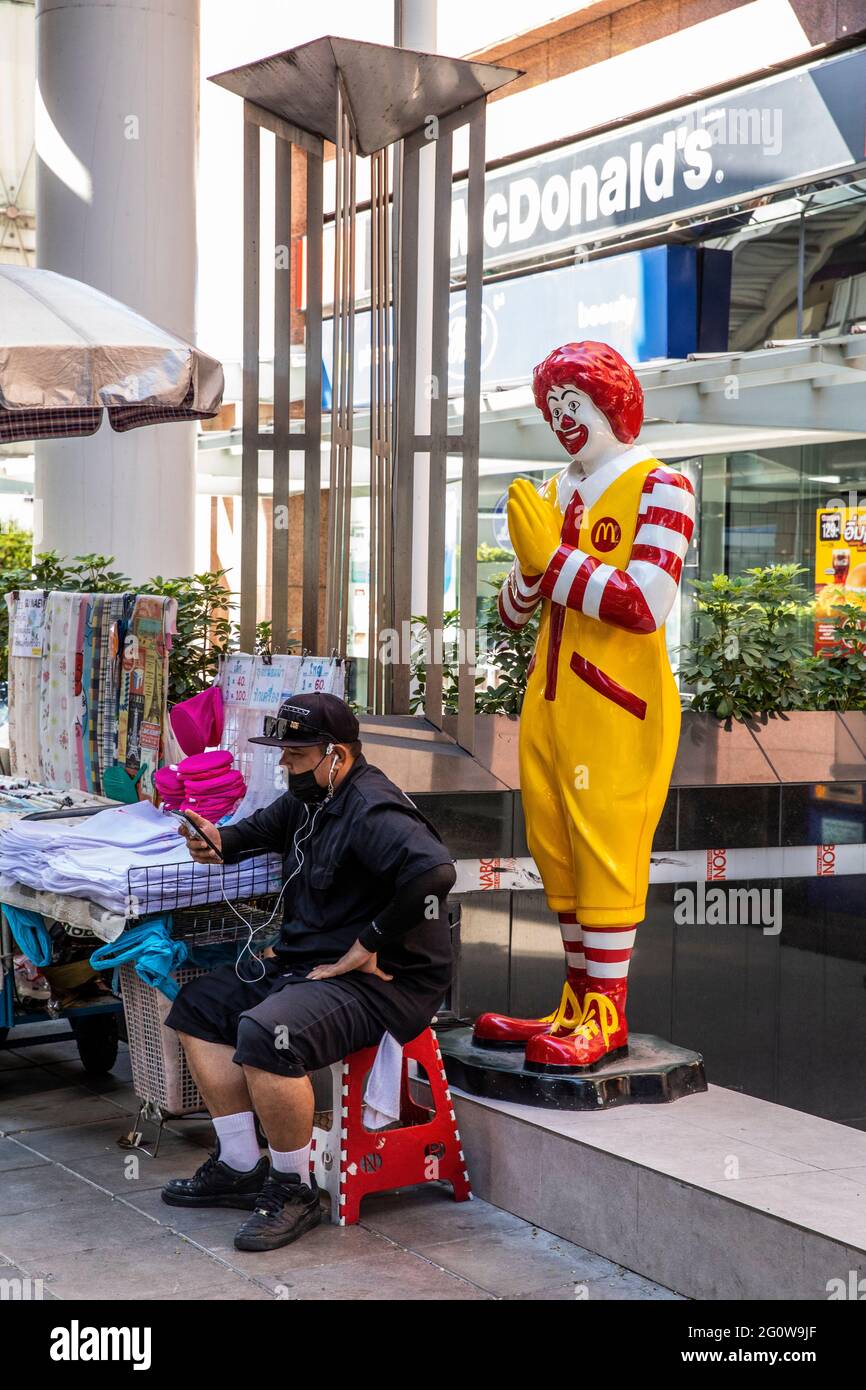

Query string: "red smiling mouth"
[[557, 422, 589, 455]]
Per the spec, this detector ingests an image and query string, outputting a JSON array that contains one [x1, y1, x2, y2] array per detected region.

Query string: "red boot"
[[473, 976, 585, 1048], [472, 916, 586, 1049], [524, 979, 629, 1073]]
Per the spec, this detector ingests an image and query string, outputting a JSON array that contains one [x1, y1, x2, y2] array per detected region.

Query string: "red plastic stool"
[[311, 1027, 472, 1226]]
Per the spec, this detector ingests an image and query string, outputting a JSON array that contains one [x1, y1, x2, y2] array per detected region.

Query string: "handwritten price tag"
[[223, 655, 254, 705]]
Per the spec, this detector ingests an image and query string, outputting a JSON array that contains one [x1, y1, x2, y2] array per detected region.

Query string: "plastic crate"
[[119, 896, 279, 1115], [119, 963, 206, 1115]]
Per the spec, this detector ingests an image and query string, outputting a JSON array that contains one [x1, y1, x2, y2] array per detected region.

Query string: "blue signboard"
[[323, 244, 730, 408], [449, 44, 866, 269]]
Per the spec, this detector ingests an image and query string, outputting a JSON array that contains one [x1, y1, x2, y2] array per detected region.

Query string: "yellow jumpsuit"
[[519, 457, 681, 927]]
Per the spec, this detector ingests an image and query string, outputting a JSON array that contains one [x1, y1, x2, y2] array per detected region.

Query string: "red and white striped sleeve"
[[538, 467, 696, 634], [497, 561, 543, 631]]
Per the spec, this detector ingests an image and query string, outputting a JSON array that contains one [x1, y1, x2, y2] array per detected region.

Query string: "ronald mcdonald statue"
[[473, 340, 695, 1073]]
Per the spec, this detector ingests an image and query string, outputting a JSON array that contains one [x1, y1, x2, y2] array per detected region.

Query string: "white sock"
[[269, 1142, 312, 1185], [212, 1111, 261, 1172]]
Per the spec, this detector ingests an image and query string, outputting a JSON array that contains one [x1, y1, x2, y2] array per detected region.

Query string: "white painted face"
[[546, 385, 622, 467]]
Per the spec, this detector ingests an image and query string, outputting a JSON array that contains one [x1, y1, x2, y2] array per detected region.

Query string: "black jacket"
[[219, 754, 456, 997]]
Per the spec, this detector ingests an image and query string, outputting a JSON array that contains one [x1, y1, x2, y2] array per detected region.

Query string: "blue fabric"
[[2, 904, 53, 967], [186, 941, 246, 970], [89, 916, 188, 1001]]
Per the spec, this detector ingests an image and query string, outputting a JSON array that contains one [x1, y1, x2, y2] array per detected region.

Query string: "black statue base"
[[437, 1027, 707, 1111]]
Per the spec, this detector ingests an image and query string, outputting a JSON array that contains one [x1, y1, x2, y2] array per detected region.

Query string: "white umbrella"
[[0, 266, 224, 443]]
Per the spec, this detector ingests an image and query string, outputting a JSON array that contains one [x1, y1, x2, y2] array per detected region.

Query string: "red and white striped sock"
[[558, 911, 586, 996], [582, 925, 635, 993]]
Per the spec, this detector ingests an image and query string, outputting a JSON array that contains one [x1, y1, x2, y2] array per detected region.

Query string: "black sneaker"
[[233, 1170, 323, 1251], [161, 1143, 269, 1210]]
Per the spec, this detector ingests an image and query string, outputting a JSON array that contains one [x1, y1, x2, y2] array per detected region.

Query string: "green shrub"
[[804, 597, 866, 711], [677, 565, 814, 719], [474, 576, 539, 716], [0, 522, 34, 572], [409, 608, 485, 714], [0, 552, 284, 703], [409, 577, 539, 718]]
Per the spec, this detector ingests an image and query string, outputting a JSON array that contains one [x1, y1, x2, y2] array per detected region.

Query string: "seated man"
[[161, 693, 456, 1252]]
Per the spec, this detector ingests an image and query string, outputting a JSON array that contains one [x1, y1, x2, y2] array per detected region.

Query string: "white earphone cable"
[[223, 749, 341, 982]]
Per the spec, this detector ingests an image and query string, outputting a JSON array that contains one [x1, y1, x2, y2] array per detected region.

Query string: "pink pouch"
[[154, 766, 184, 795], [180, 770, 245, 794], [178, 750, 233, 778]]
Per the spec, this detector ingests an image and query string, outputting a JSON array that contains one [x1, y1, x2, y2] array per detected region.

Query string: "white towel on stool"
[[362, 1031, 404, 1130]]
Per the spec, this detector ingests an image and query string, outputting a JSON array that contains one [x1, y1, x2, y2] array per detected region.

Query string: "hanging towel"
[[97, 594, 135, 795], [5, 591, 45, 782], [117, 596, 177, 799], [1, 904, 53, 967], [89, 916, 188, 1000], [73, 594, 93, 791], [362, 1031, 404, 1131]]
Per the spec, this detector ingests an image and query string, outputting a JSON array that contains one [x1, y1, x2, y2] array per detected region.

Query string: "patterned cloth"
[[116, 596, 177, 799], [72, 594, 91, 790], [39, 592, 81, 788], [4, 592, 44, 781], [89, 594, 134, 795], [31, 590, 172, 795]]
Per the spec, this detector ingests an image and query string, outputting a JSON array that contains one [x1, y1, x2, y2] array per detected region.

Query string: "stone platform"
[[440, 1077, 866, 1299], [438, 1028, 707, 1110]]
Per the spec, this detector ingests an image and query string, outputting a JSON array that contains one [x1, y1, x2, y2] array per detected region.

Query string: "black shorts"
[[164, 958, 416, 1078]]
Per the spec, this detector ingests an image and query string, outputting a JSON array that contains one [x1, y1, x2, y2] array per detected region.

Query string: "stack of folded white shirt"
[[0, 800, 281, 917]]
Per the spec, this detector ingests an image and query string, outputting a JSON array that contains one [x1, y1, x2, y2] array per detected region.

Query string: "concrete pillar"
[[398, 0, 437, 615], [33, 0, 199, 581]]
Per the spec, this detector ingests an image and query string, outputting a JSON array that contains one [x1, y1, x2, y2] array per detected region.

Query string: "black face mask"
[[287, 751, 333, 804]]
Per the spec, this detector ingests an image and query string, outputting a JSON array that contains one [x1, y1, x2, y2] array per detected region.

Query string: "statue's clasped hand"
[[507, 479, 561, 577]]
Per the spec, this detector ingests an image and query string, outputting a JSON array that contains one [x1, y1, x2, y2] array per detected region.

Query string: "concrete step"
[[448, 1081, 866, 1300]]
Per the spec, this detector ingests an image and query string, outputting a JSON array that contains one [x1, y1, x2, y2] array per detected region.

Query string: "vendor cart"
[[0, 910, 123, 1074]]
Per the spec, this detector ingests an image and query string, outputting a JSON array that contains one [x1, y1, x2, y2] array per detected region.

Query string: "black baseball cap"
[[248, 692, 360, 748]]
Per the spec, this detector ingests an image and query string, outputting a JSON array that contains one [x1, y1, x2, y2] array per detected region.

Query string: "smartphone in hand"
[[163, 808, 224, 861]]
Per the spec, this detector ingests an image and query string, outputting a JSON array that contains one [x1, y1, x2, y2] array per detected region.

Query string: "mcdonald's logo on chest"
[[590, 516, 622, 552]]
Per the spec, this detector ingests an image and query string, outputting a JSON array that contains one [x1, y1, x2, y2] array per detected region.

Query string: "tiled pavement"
[[0, 1026, 683, 1301]]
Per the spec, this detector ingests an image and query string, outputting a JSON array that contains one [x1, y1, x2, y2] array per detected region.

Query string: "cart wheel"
[[70, 1014, 119, 1074]]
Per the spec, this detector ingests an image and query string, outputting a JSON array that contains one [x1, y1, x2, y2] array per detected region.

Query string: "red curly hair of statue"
[[532, 340, 644, 444]]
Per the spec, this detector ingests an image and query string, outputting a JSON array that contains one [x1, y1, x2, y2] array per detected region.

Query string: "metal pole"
[[326, 85, 345, 651], [796, 202, 806, 338], [391, 132, 421, 713], [457, 99, 486, 754], [303, 145, 324, 653], [424, 125, 453, 725], [272, 133, 292, 651], [240, 106, 261, 653], [341, 97, 357, 657]]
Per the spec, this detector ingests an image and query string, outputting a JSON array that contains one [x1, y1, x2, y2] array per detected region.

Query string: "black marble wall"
[[415, 780, 866, 1129]]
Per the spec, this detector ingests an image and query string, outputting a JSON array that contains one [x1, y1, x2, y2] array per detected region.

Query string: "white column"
[[33, 0, 199, 581], [399, 0, 437, 616]]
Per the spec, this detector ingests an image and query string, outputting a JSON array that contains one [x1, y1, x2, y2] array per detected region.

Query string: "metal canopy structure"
[[638, 337, 866, 435], [211, 35, 516, 157], [431, 336, 866, 465], [210, 37, 519, 751]]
